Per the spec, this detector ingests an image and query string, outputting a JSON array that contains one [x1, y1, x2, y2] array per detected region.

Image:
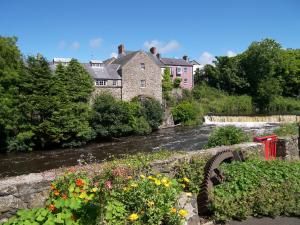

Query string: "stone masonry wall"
[[0, 142, 263, 222], [93, 86, 122, 99], [121, 51, 162, 103], [277, 136, 299, 160]]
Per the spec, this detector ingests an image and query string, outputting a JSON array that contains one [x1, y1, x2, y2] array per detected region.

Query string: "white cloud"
[[58, 40, 66, 50], [71, 41, 80, 50], [90, 38, 103, 48], [199, 52, 216, 65], [110, 52, 118, 58], [227, 50, 237, 57], [143, 40, 180, 54]]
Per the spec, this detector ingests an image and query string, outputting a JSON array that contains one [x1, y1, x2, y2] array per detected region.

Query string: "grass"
[[273, 123, 299, 137]]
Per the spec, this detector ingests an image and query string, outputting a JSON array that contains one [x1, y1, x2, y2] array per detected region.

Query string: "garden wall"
[[277, 136, 299, 160], [0, 142, 264, 223]]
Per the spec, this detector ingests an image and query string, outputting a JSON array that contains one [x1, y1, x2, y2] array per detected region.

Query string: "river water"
[[0, 123, 279, 178]]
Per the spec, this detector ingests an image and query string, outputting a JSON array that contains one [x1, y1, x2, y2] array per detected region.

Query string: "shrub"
[[273, 123, 299, 137], [132, 96, 163, 130], [268, 96, 300, 113], [210, 160, 300, 222], [206, 126, 250, 148], [172, 101, 201, 125], [173, 78, 182, 88], [130, 116, 152, 135]]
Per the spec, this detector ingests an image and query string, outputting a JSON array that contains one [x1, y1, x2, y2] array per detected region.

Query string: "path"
[[229, 217, 300, 225]]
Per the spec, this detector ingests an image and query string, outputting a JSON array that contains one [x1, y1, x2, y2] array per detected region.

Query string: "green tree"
[[162, 68, 173, 92], [0, 36, 24, 152], [173, 77, 181, 88]]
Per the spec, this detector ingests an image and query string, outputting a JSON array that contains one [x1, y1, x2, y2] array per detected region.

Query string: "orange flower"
[[50, 184, 55, 190], [62, 194, 68, 200], [48, 204, 56, 212], [76, 179, 84, 187], [54, 190, 60, 196]]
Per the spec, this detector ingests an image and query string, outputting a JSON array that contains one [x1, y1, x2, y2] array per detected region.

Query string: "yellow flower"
[[186, 192, 192, 197], [91, 187, 98, 192], [163, 182, 170, 188], [79, 192, 87, 199], [127, 176, 133, 180], [154, 179, 161, 186], [181, 184, 186, 188], [123, 187, 129, 192], [161, 178, 168, 185], [179, 209, 188, 218], [130, 183, 138, 188], [140, 174, 145, 179], [147, 176, 154, 180], [147, 201, 155, 207], [128, 213, 139, 221], [183, 177, 190, 183], [170, 207, 177, 213]]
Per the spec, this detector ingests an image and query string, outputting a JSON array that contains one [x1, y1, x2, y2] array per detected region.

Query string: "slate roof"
[[160, 58, 193, 66], [112, 51, 139, 66], [49, 62, 121, 80], [82, 64, 121, 79], [190, 60, 201, 65]]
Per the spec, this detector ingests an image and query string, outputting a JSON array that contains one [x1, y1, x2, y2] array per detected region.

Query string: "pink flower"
[[104, 180, 112, 189]]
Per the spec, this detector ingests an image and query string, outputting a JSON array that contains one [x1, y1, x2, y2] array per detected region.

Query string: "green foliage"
[[162, 68, 173, 92], [211, 160, 300, 222], [133, 96, 163, 130], [172, 101, 201, 125], [206, 126, 250, 148], [92, 94, 135, 138], [192, 85, 253, 115], [268, 96, 300, 113], [273, 123, 299, 137], [174, 155, 210, 193], [173, 78, 181, 88], [130, 116, 152, 135], [3, 169, 187, 225], [201, 38, 300, 112]]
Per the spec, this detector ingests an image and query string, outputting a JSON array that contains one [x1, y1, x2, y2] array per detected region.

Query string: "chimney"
[[150, 47, 157, 55], [183, 55, 188, 61], [156, 53, 161, 59], [118, 44, 125, 55]]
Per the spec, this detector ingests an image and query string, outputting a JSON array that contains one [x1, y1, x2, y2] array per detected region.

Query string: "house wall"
[[168, 65, 193, 89], [93, 86, 122, 99], [121, 52, 162, 103]]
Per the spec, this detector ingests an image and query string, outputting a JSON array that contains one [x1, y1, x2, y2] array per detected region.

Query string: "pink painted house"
[[148, 47, 193, 89]]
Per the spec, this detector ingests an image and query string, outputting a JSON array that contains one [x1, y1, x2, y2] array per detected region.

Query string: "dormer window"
[[90, 60, 103, 68]]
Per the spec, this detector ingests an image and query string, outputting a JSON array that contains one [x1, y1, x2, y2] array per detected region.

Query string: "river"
[[0, 123, 279, 178]]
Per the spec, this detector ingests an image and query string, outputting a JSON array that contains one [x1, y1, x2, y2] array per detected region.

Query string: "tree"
[[193, 68, 203, 86], [162, 68, 173, 92], [0, 36, 26, 151], [173, 77, 181, 88]]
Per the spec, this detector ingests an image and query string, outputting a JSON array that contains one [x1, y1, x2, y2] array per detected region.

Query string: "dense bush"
[[173, 78, 182, 88], [210, 160, 300, 222], [268, 96, 300, 113], [206, 126, 250, 148], [192, 85, 253, 115], [172, 101, 201, 125], [273, 123, 299, 137], [132, 96, 163, 130]]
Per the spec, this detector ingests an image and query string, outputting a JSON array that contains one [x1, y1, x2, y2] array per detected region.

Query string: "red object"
[[253, 135, 278, 160]]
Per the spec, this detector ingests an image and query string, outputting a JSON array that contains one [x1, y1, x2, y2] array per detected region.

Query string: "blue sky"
[[1, 0, 299, 64]]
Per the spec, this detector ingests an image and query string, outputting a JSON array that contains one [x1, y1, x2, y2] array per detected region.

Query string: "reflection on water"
[[0, 124, 278, 178]]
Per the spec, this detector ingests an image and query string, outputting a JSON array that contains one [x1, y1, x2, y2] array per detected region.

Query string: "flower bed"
[[2, 166, 190, 225]]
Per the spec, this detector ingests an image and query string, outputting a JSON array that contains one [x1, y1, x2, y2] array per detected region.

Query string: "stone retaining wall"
[[277, 136, 299, 160], [0, 142, 264, 222]]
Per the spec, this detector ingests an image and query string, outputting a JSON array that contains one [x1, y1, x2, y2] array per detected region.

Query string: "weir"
[[204, 115, 300, 124]]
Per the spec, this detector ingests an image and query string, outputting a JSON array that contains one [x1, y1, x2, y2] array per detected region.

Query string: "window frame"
[[140, 80, 146, 88], [140, 63, 145, 70]]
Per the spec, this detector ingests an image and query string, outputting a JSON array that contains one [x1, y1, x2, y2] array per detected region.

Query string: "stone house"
[[148, 48, 194, 90], [50, 44, 163, 102]]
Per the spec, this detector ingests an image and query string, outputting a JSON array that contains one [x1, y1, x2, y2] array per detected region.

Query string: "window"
[[176, 67, 182, 76], [95, 80, 107, 86], [140, 80, 146, 88], [112, 80, 117, 86], [92, 63, 101, 67], [184, 78, 188, 84], [169, 67, 173, 77], [184, 67, 188, 73], [140, 63, 145, 70]]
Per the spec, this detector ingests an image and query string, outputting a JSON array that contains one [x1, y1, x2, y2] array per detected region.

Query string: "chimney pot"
[[118, 44, 125, 55], [150, 47, 157, 55], [183, 55, 188, 61]]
